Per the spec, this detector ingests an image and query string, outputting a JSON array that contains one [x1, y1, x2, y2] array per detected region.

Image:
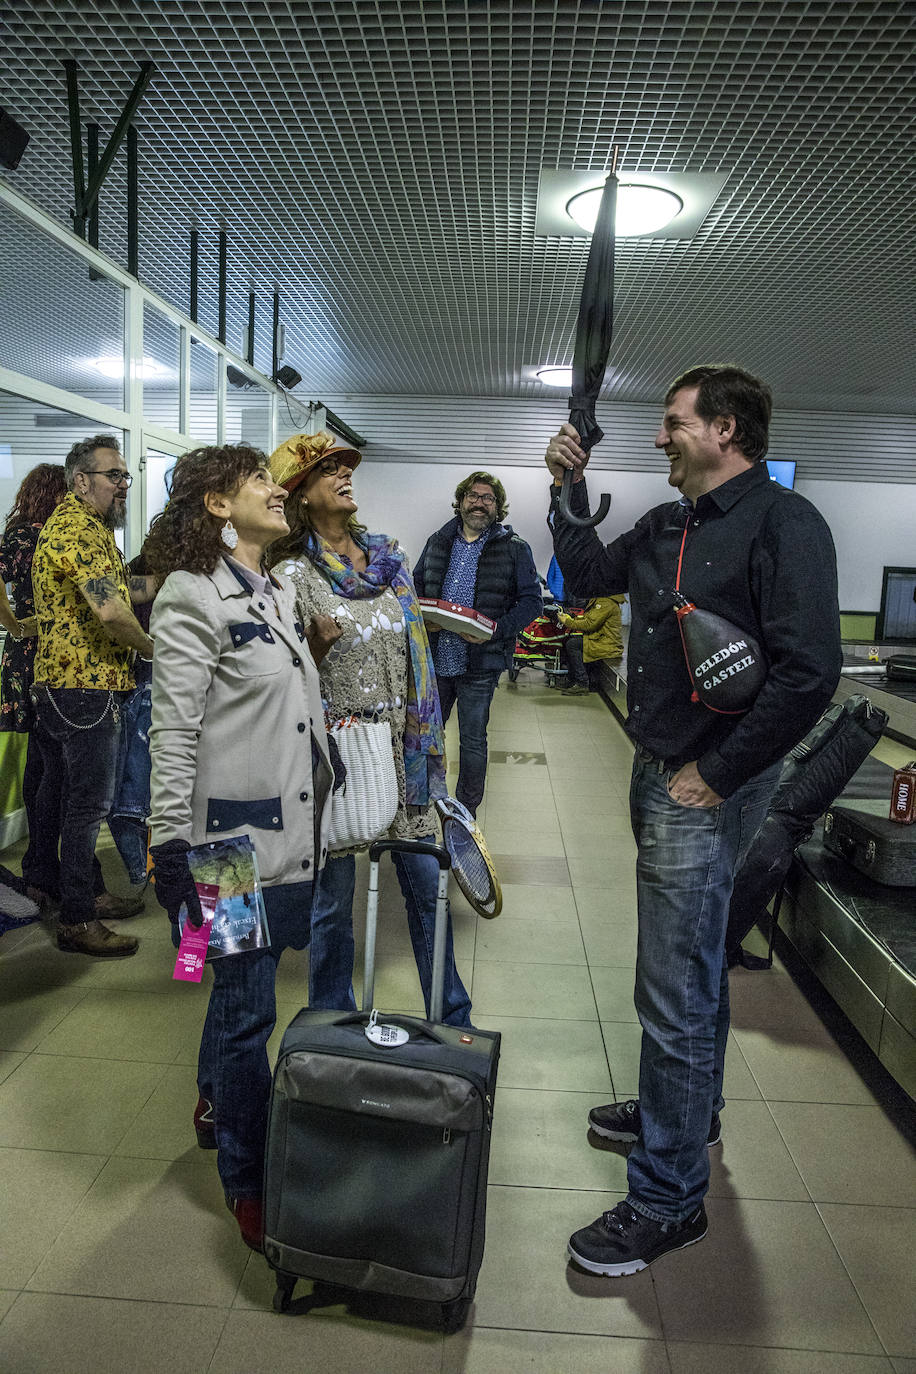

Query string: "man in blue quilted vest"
[[414, 471, 541, 815]]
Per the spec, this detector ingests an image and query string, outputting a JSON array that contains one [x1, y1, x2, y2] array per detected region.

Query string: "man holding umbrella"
[[546, 364, 842, 1276]]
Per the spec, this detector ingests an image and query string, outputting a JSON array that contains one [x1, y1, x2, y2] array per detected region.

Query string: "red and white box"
[[418, 599, 495, 642]]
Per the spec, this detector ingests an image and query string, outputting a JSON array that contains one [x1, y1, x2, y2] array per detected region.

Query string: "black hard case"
[[263, 839, 499, 1329], [823, 799, 916, 887]]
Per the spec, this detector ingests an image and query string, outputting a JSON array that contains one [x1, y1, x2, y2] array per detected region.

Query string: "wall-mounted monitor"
[[876, 567, 916, 642], [765, 459, 796, 489]]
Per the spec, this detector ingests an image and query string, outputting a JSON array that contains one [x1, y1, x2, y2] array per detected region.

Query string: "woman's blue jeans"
[[309, 839, 473, 1027], [194, 880, 313, 1200], [625, 752, 780, 1224]]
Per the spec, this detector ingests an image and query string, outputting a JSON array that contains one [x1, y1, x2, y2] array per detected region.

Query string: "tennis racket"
[[435, 797, 502, 918]]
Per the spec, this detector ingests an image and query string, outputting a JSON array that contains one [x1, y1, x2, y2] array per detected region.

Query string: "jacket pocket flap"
[[207, 797, 284, 832], [228, 622, 275, 647]]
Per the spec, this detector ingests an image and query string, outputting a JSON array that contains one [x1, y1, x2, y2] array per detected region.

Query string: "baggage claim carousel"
[[781, 657, 916, 1100], [596, 649, 916, 1101]]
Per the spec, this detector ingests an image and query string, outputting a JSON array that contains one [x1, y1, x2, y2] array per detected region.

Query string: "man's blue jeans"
[[436, 669, 501, 815], [108, 677, 152, 886], [195, 880, 313, 1199], [625, 751, 780, 1224], [309, 840, 473, 1026], [30, 686, 124, 922]]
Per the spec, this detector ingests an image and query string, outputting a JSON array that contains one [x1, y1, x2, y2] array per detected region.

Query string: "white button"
[[272, 816, 279, 824], [212, 819, 220, 827], [634, 705, 641, 712], [637, 666, 643, 674], [647, 627, 654, 634]]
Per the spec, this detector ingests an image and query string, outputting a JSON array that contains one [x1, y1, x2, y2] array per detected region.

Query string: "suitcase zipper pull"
[[443, 1127, 451, 1145]]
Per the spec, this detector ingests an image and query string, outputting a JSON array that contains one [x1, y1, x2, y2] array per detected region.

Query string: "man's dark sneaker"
[[568, 1200, 708, 1277], [57, 920, 139, 958], [588, 1098, 642, 1142], [226, 1195, 264, 1252], [95, 890, 146, 920], [194, 1095, 217, 1150], [588, 1098, 722, 1148]]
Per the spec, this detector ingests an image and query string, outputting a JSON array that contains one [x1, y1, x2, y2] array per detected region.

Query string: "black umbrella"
[[558, 148, 619, 529]]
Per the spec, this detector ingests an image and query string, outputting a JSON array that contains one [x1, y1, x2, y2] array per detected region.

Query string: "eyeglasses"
[[85, 468, 132, 487], [465, 491, 496, 506], [315, 458, 353, 478]]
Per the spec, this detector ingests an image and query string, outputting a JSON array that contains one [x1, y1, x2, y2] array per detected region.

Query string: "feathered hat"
[[268, 430, 362, 495]]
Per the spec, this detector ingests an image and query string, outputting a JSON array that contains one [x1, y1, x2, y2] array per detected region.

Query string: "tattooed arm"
[[79, 576, 155, 658], [128, 574, 159, 604]]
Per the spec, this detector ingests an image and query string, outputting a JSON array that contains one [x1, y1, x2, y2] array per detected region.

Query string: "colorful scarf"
[[306, 531, 446, 808]]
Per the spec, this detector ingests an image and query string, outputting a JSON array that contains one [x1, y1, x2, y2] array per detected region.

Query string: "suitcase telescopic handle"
[[364, 839, 451, 1021], [328, 1010, 456, 1046], [368, 838, 450, 868]]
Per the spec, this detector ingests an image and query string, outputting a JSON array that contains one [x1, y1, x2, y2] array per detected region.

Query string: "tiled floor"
[[1, 673, 915, 1372]]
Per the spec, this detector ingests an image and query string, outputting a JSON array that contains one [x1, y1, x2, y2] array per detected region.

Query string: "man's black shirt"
[[551, 462, 842, 798]]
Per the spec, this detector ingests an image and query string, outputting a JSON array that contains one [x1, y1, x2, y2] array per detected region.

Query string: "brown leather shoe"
[[226, 1195, 264, 1252], [57, 919, 139, 958], [95, 890, 146, 920]]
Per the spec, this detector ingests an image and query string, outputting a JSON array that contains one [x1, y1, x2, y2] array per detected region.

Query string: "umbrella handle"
[[557, 466, 611, 527]]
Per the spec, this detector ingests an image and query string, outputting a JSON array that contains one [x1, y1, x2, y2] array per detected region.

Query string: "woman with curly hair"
[[269, 431, 472, 1026], [144, 443, 339, 1251], [0, 463, 67, 899]]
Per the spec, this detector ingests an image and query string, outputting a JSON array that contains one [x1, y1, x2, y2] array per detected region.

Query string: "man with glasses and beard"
[[30, 435, 156, 957], [414, 470, 541, 816]]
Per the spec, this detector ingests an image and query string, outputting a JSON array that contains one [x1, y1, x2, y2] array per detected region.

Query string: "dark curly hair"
[[452, 470, 509, 523], [267, 483, 367, 570], [4, 463, 67, 531], [143, 444, 267, 579]]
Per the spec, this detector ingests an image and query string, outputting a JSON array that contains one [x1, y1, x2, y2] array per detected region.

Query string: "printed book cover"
[[186, 833, 269, 959]]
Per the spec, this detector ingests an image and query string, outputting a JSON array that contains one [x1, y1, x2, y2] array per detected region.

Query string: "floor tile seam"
[[661, 1334, 898, 1359], [760, 1093, 902, 1109], [809, 1201, 901, 1363], [26, 1047, 188, 1068], [5, 986, 96, 1055], [452, 1321, 668, 1344], [754, 1097, 818, 1207], [8, 1159, 111, 1294], [19, 1284, 239, 1312]]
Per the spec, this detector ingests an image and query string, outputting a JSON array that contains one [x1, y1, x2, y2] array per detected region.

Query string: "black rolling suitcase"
[[823, 799, 916, 886], [263, 839, 500, 1331]]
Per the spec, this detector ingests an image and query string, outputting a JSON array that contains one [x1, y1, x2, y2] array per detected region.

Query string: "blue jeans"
[[309, 839, 473, 1027], [108, 677, 152, 886], [625, 751, 780, 1224], [195, 880, 313, 1199], [30, 686, 124, 923], [436, 670, 501, 815]]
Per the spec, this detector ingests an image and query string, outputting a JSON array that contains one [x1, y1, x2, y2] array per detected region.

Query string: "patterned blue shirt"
[[433, 525, 497, 678]]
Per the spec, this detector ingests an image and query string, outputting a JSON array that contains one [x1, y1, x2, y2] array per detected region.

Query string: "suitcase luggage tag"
[[364, 1008, 410, 1048]]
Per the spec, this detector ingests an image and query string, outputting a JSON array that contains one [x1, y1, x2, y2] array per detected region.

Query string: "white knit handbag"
[[326, 719, 399, 851]]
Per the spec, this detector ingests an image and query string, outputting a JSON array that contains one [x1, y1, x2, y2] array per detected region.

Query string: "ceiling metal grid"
[[1, 0, 914, 412]]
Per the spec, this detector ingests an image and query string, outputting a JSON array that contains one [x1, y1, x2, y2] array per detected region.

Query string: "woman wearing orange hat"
[[268, 431, 472, 1025]]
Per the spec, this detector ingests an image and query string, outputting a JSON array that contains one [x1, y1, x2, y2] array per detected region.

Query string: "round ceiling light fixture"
[[566, 182, 684, 236], [535, 366, 573, 389], [88, 355, 170, 380]]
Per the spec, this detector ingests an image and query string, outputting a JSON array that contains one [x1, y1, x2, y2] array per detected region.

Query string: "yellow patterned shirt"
[[32, 493, 134, 690]]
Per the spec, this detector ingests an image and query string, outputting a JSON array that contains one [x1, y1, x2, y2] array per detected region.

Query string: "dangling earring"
[[220, 519, 238, 550]]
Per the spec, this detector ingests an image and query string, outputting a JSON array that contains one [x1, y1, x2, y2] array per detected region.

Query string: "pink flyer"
[[172, 883, 219, 983]]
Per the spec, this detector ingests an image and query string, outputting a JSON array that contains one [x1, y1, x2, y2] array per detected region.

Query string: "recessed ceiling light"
[[566, 183, 684, 236], [536, 366, 573, 388], [88, 355, 171, 380]]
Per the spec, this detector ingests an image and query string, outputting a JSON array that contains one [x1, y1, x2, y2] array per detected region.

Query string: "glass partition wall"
[[0, 182, 282, 554]]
